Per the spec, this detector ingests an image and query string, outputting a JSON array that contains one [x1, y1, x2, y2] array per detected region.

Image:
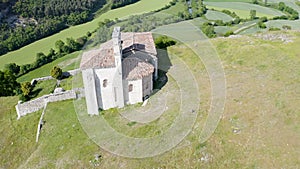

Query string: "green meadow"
[[17, 51, 80, 82], [205, 10, 234, 22], [204, 2, 284, 18], [204, 0, 252, 2]]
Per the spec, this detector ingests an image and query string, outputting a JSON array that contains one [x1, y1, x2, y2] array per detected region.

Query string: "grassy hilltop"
[[1, 30, 299, 168], [1, 0, 300, 168]]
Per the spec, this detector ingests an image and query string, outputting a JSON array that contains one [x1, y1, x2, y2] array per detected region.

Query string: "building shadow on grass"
[[152, 48, 172, 96]]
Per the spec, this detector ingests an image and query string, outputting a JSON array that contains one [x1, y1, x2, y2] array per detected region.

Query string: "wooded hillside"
[[0, 0, 139, 56]]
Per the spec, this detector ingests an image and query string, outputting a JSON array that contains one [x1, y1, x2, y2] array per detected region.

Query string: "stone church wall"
[[82, 69, 99, 115], [127, 79, 143, 105]]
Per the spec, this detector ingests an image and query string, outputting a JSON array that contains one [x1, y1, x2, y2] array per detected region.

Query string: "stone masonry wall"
[[31, 69, 81, 85], [16, 90, 76, 119]]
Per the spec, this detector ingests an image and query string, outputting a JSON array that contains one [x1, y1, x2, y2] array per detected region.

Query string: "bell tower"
[[112, 27, 124, 108]]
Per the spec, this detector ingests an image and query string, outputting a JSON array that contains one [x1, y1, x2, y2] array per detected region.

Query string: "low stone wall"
[[16, 90, 77, 119], [31, 69, 81, 85], [62, 69, 81, 77], [31, 76, 53, 85]]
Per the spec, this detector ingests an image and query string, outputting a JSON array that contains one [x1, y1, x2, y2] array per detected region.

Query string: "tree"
[[50, 66, 63, 79], [55, 40, 65, 53], [4, 63, 20, 76], [154, 36, 177, 49], [224, 30, 234, 37], [260, 16, 268, 22], [66, 38, 80, 52], [250, 10, 257, 20], [258, 21, 267, 29], [252, 0, 258, 4], [201, 23, 216, 38], [35, 52, 48, 67], [0, 71, 20, 96], [21, 82, 33, 96]]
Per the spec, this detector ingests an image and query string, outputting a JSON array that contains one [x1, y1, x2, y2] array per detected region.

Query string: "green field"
[[237, 20, 300, 34], [204, 2, 284, 18], [205, 10, 234, 22], [0, 0, 172, 69], [268, 0, 300, 13], [214, 20, 259, 35], [266, 20, 300, 30], [17, 51, 80, 82], [161, 1, 185, 15], [204, 0, 251, 2]]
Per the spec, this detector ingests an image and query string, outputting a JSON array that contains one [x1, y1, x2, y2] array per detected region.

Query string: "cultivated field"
[[204, 0, 251, 2], [204, 2, 284, 18], [205, 10, 233, 22], [266, 20, 300, 30]]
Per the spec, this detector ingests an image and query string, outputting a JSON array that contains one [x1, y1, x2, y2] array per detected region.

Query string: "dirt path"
[[234, 23, 257, 34]]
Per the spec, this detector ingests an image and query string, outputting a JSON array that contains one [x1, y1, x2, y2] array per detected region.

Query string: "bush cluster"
[[178, 0, 207, 20], [154, 36, 177, 49]]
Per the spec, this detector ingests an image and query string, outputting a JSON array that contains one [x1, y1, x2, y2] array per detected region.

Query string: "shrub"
[[154, 36, 177, 49], [268, 27, 280, 31], [260, 16, 268, 22], [282, 25, 291, 30], [258, 21, 267, 29], [201, 23, 216, 38], [224, 30, 234, 37], [51, 66, 63, 80], [21, 82, 33, 96]]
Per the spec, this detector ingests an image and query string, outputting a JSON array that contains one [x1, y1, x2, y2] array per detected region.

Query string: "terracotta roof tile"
[[80, 41, 115, 69], [122, 32, 157, 56], [122, 57, 154, 80], [80, 31, 157, 70]]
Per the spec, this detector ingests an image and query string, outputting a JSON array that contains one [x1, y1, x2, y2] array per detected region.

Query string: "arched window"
[[103, 79, 108, 88], [128, 84, 133, 92]]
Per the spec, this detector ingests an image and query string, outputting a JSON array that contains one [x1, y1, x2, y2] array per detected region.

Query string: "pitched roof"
[[122, 32, 157, 55], [80, 41, 115, 69], [80, 31, 156, 70], [122, 57, 154, 80]]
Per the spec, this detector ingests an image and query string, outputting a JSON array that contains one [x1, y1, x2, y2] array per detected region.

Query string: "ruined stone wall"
[[16, 90, 77, 119], [31, 69, 81, 85]]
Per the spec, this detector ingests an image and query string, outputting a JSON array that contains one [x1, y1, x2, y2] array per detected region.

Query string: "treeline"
[[1, 33, 87, 99], [4, 35, 88, 77], [111, 0, 140, 9], [276, 2, 299, 20]]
